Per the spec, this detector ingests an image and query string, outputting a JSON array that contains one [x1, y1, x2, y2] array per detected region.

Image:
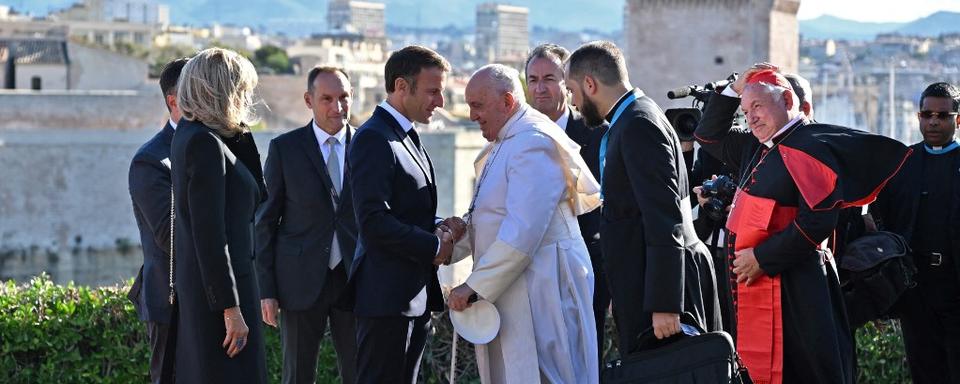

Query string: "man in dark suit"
[[525, 43, 611, 365], [565, 41, 721, 354], [348, 45, 459, 384], [871, 82, 960, 383], [127, 57, 188, 384], [255, 66, 358, 384]]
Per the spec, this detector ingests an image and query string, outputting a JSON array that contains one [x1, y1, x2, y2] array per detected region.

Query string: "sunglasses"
[[918, 111, 959, 120]]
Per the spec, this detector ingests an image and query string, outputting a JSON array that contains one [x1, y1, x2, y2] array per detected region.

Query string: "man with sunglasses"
[[870, 82, 960, 383]]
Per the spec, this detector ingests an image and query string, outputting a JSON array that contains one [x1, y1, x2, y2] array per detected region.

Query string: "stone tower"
[[623, 0, 800, 107]]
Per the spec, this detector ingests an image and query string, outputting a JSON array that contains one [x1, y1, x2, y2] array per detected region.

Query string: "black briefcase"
[[601, 313, 751, 384]]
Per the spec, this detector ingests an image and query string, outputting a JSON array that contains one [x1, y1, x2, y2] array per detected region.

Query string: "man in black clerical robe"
[[695, 68, 909, 384], [871, 82, 960, 384]]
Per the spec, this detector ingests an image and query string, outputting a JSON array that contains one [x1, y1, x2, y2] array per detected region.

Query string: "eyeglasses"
[[918, 111, 959, 120]]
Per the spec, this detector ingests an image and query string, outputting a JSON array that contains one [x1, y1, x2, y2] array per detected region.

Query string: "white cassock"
[[452, 103, 601, 383]]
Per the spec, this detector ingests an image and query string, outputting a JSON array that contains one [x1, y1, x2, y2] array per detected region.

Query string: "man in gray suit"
[[256, 66, 358, 384]]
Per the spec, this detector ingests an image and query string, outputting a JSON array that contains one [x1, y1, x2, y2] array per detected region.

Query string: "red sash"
[[726, 189, 797, 384]]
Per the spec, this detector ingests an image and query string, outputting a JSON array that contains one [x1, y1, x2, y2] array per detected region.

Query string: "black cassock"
[[695, 93, 909, 384]]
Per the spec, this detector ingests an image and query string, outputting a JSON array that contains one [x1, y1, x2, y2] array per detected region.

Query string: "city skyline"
[[7, 0, 960, 34]]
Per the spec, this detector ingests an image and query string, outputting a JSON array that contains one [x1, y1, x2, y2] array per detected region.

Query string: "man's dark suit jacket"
[[256, 123, 357, 310], [348, 106, 443, 317], [565, 109, 606, 257], [600, 90, 717, 352], [128, 122, 174, 323]]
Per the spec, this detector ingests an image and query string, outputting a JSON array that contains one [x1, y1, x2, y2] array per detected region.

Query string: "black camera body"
[[700, 175, 738, 222]]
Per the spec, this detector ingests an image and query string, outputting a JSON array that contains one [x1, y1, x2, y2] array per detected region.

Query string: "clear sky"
[[798, 0, 960, 22]]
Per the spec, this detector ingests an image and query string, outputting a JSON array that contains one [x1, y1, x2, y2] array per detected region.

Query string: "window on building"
[[31, 76, 41, 90], [134, 32, 145, 44], [94, 33, 105, 45]]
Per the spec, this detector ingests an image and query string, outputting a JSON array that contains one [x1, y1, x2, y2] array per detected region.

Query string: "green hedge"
[[0, 274, 477, 383], [0, 275, 908, 383]]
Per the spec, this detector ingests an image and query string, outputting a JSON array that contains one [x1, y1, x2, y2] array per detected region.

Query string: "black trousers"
[[589, 240, 612, 367], [146, 317, 176, 384], [355, 313, 431, 384], [280, 264, 356, 384], [899, 257, 960, 384]]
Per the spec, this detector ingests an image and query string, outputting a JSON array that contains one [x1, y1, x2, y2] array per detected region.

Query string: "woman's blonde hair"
[[177, 48, 260, 137]]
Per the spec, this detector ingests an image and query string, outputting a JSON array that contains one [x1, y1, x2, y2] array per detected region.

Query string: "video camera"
[[700, 175, 737, 222], [663, 74, 737, 141]]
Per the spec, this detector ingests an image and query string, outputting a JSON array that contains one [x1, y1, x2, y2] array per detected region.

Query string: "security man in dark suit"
[[127, 57, 188, 384], [524, 43, 612, 365], [565, 41, 721, 354], [871, 82, 960, 383], [255, 66, 358, 384], [348, 45, 459, 384]]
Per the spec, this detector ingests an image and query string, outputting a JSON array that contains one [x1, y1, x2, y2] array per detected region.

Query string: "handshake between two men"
[[432, 216, 477, 312]]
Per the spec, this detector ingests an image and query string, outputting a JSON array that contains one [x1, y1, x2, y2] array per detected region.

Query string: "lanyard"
[[599, 90, 640, 199]]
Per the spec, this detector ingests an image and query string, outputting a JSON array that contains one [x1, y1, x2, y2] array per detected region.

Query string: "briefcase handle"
[[631, 312, 706, 353]]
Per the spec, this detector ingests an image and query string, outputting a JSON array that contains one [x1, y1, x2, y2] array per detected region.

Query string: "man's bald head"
[[466, 64, 525, 141]]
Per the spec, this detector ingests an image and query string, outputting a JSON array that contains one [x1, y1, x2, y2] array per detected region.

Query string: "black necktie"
[[408, 128, 423, 150]]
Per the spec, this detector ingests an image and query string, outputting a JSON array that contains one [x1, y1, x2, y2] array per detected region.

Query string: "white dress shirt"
[[312, 120, 347, 269], [379, 100, 415, 134], [311, 120, 347, 182], [553, 107, 570, 130]]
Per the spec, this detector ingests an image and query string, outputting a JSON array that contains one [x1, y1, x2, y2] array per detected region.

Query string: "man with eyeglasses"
[[870, 82, 960, 383]]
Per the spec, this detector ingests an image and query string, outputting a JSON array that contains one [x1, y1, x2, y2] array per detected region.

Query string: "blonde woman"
[[170, 47, 267, 383]]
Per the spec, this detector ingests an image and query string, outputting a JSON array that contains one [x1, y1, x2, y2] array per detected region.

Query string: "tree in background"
[[252, 45, 292, 74], [148, 44, 196, 78]]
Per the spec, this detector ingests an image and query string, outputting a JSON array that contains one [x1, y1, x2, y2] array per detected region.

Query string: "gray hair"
[[473, 64, 525, 104], [747, 82, 799, 114], [178, 48, 260, 137], [525, 43, 569, 72]]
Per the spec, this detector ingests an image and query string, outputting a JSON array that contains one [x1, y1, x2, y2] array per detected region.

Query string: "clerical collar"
[[497, 104, 528, 141], [924, 140, 959, 155], [763, 115, 804, 148]]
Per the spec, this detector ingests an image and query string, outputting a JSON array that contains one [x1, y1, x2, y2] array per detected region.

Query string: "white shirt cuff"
[[721, 84, 740, 97]]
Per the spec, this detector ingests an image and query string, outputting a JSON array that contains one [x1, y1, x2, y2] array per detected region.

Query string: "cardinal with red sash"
[[695, 67, 910, 384]]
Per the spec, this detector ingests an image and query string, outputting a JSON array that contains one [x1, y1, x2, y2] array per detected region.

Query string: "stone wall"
[[624, 0, 799, 108], [0, 127, 485, 286], [68, 42, 150, 91], [0, 90, 167, 130]]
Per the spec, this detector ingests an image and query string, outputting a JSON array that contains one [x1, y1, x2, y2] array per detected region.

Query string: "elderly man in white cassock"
[[446, 63, 601, 383]]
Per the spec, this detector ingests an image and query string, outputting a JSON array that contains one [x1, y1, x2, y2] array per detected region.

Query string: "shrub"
[[0, 275, 909, 383], [0, 274, 477, 383]]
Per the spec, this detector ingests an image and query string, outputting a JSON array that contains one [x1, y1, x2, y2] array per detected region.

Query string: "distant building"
[[624, 0, 800, 107], [475, 3, 529, 67], [210, 23, 262, 51], [30, 0, 169, 49], [327, 0, 386, 38], [50, 0, 169, 25], [286, 33, 387, 118], [0, 37, 147, 91]]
